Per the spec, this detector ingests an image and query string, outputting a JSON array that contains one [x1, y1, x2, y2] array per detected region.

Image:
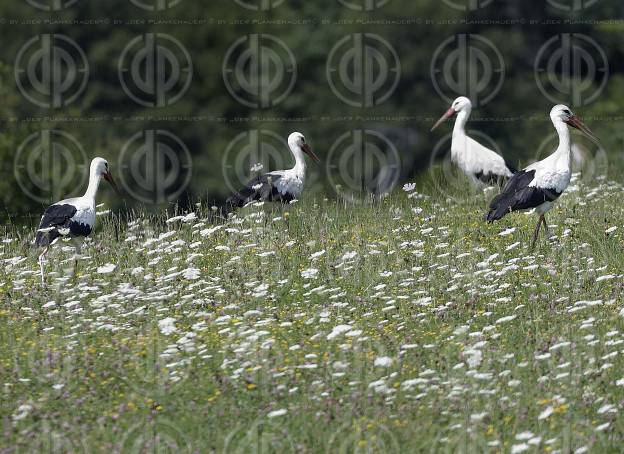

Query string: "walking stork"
[[36, 157, 119, 284], [431, 96, 514, 186], [227, 132, 320, 208], [486, 105, 599, 248]]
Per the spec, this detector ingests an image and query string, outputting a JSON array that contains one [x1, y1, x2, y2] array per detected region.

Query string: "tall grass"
[[1, 175, 623, 452]]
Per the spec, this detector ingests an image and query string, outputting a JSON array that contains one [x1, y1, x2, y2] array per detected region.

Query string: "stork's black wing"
[[485, 170, 562, 222], [35, 204, 77, 247], [226, 173, 293, 208]]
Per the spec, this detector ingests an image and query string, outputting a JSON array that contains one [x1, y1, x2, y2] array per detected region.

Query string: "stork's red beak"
[[566, 115, 600, 145], [431, 107, 457, 132], [103, 171, 121, 195], [302, 143, 320, 164]]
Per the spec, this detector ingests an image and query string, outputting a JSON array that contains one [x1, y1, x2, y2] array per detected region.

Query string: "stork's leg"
[[72, 237, 83, 277], [530, 215, 544, 250], [38, 247, 48, 285], [542, 215, 550, 237]]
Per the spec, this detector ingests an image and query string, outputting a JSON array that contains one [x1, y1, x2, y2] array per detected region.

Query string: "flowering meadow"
[[1, 175, 624, 452]]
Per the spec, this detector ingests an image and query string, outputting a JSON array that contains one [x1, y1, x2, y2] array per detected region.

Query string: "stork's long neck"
[[291, 146, 306, 178], [451, 109, 470, 153], [452, 109, 470, 138], [553, 119, 572, 167], [83, 169, 101, 202]]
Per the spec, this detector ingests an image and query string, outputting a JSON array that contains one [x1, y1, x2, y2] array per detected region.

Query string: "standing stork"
[[227, 132, 320, 208], [431, 96, 514, 185], [485, 105, 599, 248], [36, 157, 119, 284]]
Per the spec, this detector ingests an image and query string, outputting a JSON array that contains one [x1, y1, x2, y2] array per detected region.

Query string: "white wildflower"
[[183, 267, 201, 280], [97, 263, 116, 274], [511, 443, 529, 454], [12, 404, 33, 421], [538, 406, 553, 420], [158, 317, 177, 336], [499, 227, 516, 236], [327, 325, 352, 341], [301, 268, 319, 279], [267, 409, 287, 418], [374, 356, 394, 368]]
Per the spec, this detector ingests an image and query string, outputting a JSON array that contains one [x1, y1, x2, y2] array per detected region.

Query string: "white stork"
[[486, 104, 599, 248], [227, 132, 320, 208], [431, 96, 514, 186], [36, 157, 119, 284]]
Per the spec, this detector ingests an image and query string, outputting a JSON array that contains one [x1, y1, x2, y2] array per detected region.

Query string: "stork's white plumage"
[[227, 132, 320, 208], [36, 157, 119, 284], [431, 96, 514, 185], [486, 104, 599, 248]]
